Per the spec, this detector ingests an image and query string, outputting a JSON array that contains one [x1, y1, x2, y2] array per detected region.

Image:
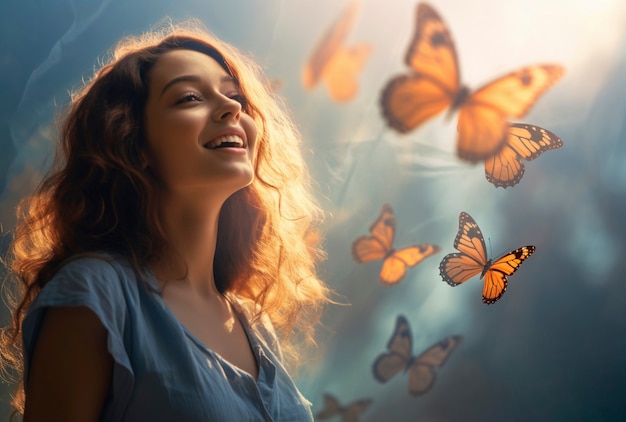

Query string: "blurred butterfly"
[[439, 211, 536, 304], [485, 123, 563, 188], [302, 0, 372, 102], [380, 2, 564, 163], [351, 203, 440, 285], [316, 393, 372, 422], [373, 314, 463, 396]]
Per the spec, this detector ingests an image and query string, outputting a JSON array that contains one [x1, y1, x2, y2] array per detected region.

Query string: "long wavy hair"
[[1, 21, 330, 414]]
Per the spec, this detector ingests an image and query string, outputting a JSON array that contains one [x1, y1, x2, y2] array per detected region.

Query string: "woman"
[[0, 21, 330, 421]]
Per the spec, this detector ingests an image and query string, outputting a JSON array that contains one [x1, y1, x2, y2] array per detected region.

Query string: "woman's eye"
[[177, 93, 202, 103]]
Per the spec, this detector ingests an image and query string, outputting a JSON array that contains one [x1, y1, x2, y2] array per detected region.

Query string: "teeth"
[[204, 135, 244, 149]]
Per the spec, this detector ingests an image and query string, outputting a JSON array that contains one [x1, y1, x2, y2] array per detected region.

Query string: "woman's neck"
[[151, 193, 224, 299]]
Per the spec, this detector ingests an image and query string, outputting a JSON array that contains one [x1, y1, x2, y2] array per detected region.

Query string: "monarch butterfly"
[[380, 2, 564, 163], [351, 203, 440, 285], [316, 393, 372, 422], [302, 0, 372, 102], [439, 212, 536, 304], [373, 314, 463, 396], [486, 123, 563, 188]]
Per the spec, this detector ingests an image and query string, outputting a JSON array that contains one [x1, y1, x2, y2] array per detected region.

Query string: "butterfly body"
[[440, 212, 536, 304], [373, 315, 462, 396], [381, 2, 564, 163], [352, 204, 440, 285], [450, 85, 470, 111], [400, 356, 418, 376]]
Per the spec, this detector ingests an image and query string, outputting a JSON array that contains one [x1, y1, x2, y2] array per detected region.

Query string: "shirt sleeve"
[[22, 256, 134, 419]]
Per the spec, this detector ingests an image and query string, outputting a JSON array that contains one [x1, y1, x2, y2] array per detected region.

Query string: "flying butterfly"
[[485, 123, 563, 188], [373, 314, 463, 396], [302, 0, 372, 102], [380, 2, 564, 163], [439, 212, 536, 304], [316, 393, 372, 422], [351, 203, 440, 285]]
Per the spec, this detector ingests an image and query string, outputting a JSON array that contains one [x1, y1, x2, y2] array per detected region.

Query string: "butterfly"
[[380, 2, 565, 163], [316, 393, 372, 422], [373, 314, 463, 396], [439, 212, 536, 304], [485, 123, 563, 188], [351, 203, 440, 285], [302, 0, 372, 102]]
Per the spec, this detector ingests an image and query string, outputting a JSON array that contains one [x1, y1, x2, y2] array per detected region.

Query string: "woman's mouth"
[[203, 135, 245, 149]]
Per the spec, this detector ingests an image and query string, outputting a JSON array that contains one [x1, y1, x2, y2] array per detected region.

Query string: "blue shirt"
[[22, 255, 314, 421]]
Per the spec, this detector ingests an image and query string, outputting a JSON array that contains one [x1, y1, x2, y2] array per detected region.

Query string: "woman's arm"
[[24, 306, 113, 422]]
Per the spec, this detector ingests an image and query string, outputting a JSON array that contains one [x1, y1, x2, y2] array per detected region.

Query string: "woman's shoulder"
[[35, 252, 146, 308], [52, 252, 140, 285], [56, 251, 128, 272], [24, 252, 143, 352]]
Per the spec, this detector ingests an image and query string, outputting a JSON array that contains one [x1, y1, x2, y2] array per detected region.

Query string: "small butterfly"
[[302, 0, 372, 102], [351, 203, 440, 285], [439, 211, 536, 304], [485, 123, 563, 188], [316, 393, 372, 422], [380, 2, 564, 163], [373, 314, 463, 396]]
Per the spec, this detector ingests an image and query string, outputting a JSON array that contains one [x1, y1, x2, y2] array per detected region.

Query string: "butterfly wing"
[[405, 3, 460, 89], [302, 0, 361, 90], [456, 65, 565, 162], [380, 244, 441, 285], [352, 203, 395, 263], [342, 399, 373, 422], [322, 43, 373, 102], [373, 315, 412, 383], [381, 74, 456, 133], [380, 3, 460, 133], [316, 393, 342, 419], [439, 212, 487, 286], [485, 123, 564, 188], [482, 246, 535, 304], [407, 335, 463, 396]]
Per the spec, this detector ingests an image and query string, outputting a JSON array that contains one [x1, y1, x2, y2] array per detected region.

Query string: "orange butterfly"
[[380, 2, 564, 163], [439, 212, 536, 304], [373, 314, 463, 396], [316, 393, 372, 422], [352, 203, 440, 285], [485, 123, 563, 188], [302, 0, 372, 102]]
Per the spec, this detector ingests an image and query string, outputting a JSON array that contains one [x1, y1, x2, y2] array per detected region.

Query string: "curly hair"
[[1, 20, 330, 413]]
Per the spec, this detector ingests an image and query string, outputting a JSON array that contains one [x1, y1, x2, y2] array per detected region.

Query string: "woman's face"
[[144, 48, 258, 201]]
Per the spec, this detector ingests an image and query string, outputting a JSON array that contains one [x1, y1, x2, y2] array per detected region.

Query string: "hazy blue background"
[[1, 0, 625, 420]]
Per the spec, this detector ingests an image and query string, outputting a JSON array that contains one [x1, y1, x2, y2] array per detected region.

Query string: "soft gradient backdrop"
[[1, 0, 625, 420]]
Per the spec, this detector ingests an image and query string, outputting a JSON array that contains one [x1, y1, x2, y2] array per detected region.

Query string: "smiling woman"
[[0, 20, 330, 421]]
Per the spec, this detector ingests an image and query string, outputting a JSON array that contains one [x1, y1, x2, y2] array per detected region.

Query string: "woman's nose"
[[212, 96, 241, 122]]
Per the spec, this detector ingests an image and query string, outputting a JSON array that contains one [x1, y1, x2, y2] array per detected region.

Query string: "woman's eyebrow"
[[221, 75, 239, 88], [160, 75, 202, 97], [160, 75, 238, 97]]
